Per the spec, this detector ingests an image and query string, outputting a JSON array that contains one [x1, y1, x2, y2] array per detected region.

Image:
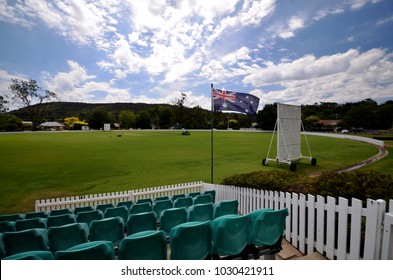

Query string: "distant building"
[[318, 120, 342, 132], [39, 121, 65, 131]]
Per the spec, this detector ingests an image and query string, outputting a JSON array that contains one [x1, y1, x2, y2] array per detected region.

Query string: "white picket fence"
[[35, 181, 393, 260]]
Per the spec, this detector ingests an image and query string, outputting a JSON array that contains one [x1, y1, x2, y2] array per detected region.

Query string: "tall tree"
[[0, 95, 8, 113], [8, 79, 57, 130]]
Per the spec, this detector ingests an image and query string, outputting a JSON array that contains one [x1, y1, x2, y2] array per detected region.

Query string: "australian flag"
[[213, 88, 260, 115]]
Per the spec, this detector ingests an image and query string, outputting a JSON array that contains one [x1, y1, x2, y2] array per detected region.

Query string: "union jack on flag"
[[213, 88, 260, 115]]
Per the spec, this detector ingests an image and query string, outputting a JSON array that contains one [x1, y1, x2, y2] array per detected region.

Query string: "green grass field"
[[0, 130, 389, 214]]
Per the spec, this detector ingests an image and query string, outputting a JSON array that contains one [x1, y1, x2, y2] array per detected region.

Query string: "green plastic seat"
[[55, 240, 115, 260], [89, 217, 124, 247], [159, 207, 188, 235], [104, 205, 129, 223], [47, 213, 76, 228], [2, 250, 54, 260], [188, 203, 213, 222], [2, 228, 49, 257], [170, 221, 212, 260], [76, 210, 103, 227], [193, 194, 212, 205], [0, 214, 25, 221], [15, 217, 47, 231], [48, 223, 89, 253], [73, 206, 94, 215], [118, 230, 167, 260], [129, 202, 152, 214], [211, 214, 252, 259], [171, 194, 186, 202], [49, 208, 72, 216], [250, 208, 288, 246], [204, 190, 216, 203], [173, 197, 193, 208], [0, 233, 6, 259], [248, 208, 289, 259], [153, 199, 173, 220], [213, 200, 239, 219], [25, 211, 48, 219], [154, 196, 170, 202], [187, 191, 201, 198], [117, 200, 133, 210], [126, 211, 157, 235], [96, 203, 115, 213], [0, 221, 16, 233], [136, 198, 153, 205]]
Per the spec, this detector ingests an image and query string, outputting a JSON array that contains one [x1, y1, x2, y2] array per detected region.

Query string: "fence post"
[[363, 199, 386, 260], [381, 213, 393, 260]]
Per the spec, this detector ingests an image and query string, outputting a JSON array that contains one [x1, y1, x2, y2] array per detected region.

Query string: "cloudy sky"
[[1, 0, 393, 111]]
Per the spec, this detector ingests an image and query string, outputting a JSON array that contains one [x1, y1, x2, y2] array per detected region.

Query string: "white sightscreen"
[[277, 103, 302, 161]]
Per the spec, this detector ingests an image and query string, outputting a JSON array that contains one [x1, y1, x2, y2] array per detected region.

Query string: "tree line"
[[1, 79, 392, 131]]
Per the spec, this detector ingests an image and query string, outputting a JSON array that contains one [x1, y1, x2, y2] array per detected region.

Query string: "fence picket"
[[337, 197, 349, 260], [32, 181, 392, 260]]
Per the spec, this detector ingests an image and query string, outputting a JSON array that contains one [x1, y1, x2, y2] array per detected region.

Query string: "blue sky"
[[1, 0, 393, 111]]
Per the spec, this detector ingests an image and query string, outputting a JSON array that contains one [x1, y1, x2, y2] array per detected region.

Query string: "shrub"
[[221, 169, 393, 203]]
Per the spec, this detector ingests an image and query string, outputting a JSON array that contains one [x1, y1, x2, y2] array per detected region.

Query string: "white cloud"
[[277, 16, 305, 39], [244, 48, 393, 106]]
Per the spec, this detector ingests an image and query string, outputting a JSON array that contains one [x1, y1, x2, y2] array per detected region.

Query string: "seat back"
[[15, 217, 47, 231], [136, 198, 153, 205], [173, 197, 193, 208], [188, 203, 213, 222], [193, 194, 212, 205], [118, 230, 167, 260], [211, 214, 252, 257], [49, 208, 72, 217], [0, 221, 16, 233], [47, 213, 76, 228], [170, 221, 212, 260], [25, 211, 48, 219], [89, 217, 124, 246], [204, 190, 216, 203], [76, 210, 103, 227], [187, 191, 201, 198], [104, 205, 129, 223], [126, 211, 157, 235], [96, 203, 115, 213], [73, 206, 94, 215], [48, 223, 89, 253], [153, 199, 173, 219], [117, 200, 133, 210], [3, 228, 49, 256], [213, 200, 239, 219], [250, 208, 289, 246], [54, 240, 115, 260], [2, 250, 54, 260], [0, 233, 6, 259], [0, 214, 25, 221], [154, 196, 170, 202], [171, 194, 185, 202], [129, 202, 152, 214], [159, 207, 188, 235]]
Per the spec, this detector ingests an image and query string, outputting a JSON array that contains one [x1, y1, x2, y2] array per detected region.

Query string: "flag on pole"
[[213, 88, 260, 115]]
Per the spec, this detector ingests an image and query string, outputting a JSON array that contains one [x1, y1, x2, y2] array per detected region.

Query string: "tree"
[[119, 110, 136, 129], [0, 95, 8, 113], [87, 109, 112, 130], [135, 111, 151, 129], [0, 114, 23, 131], [8, 79, 57, 130]]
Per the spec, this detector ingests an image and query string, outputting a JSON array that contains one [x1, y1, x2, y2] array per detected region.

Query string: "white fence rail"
[[35, 181, 203, 212], [35, 181, 392, 260]]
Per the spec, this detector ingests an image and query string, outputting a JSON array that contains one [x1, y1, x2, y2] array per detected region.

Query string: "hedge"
[[221, 169, 393, 204]]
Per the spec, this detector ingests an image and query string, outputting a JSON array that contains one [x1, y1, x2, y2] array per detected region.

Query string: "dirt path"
[[337, 145, 389, 172]]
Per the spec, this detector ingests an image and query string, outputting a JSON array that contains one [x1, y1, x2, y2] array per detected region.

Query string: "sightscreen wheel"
[[262, 158, 268, 166], [311, 158, 317, 166], [289, 162, 297, 172]]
